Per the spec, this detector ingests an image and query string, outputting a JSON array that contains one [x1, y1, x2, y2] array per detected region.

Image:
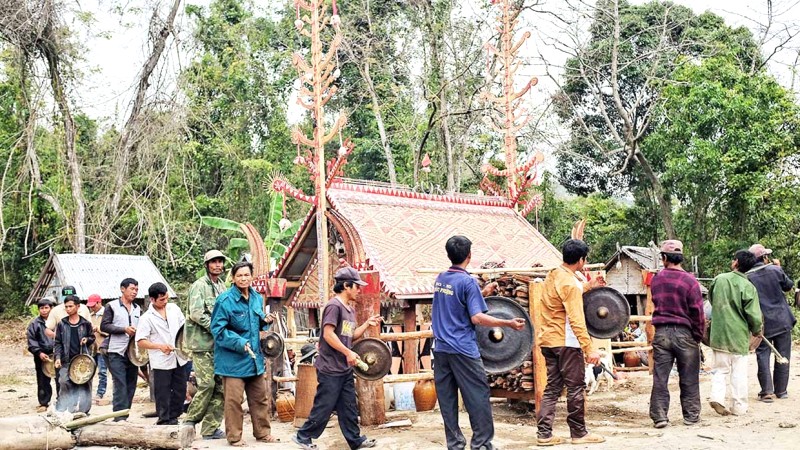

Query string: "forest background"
[[0, 0, 799, 317]]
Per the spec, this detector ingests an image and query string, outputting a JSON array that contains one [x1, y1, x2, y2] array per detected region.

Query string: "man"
[[136, 283, 189, 425], [87, 294, 108, 404], [182, 250, 227, 440], [54, 296, 95, 413], [427, 236, 525, 450], [537, 239, 606, 446], [27, 297, 56, 412], [101, 278, 142, 421], [292, 266, 381, 450], [649, 240, 704, 428], [45, 285, 92, 338], [746, 243, 795, 402], [707, 250, 763, 416]]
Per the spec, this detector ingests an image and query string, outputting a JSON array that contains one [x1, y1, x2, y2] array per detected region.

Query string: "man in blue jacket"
[[747, 244, 795, 402]]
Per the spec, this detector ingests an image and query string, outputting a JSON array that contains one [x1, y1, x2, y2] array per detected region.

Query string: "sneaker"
[[654, 421, 669, 429], [291, 434, 317, 450], [203, 429, 225, 440], [683, 418, 700, 426], [776, 393, 789, 399], [536, 436, 566, 446], [709, 401, 731, 416], [759, 393, 776, 403], [356, 438, 377, 449], [571, 433, 605, 444]]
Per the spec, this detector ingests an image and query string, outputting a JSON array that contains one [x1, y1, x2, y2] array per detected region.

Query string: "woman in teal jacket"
[[210, 261, 279, 446]]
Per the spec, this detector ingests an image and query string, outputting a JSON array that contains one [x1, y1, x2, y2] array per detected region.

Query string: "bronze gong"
[[583, 287, 630, 339], [476, 296, 534, 374]]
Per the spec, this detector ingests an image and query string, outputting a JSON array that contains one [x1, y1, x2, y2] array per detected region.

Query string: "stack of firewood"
[[477, 274, 532, 307], [487, 360, 534, 392]]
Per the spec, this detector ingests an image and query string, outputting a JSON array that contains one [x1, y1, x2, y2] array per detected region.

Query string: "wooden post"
[[530, 280, 547, 411], [75, 421, 194, 449], [402, 305, 419, 374], [354, 270, 386, 425], [643, 271, 656, 375]]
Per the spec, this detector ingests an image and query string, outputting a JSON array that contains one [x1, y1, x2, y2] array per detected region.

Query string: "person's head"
[[203, 249, 226, 278], [332, 266, 367, 300], [61, 285, 77, 302], [120, 278, 139, 302], [660, 239, 684, 267], [732, 250, 757, 273], [630, 321, 639, 330], [87, 294, 103, 312], [748, 243, 772, 263], [148, 282, 170, 308], [37, 297, 55, 318], [231, 261, 254, 291], [64, 295, 80, 317], [445, 235, 472, 266], [562, 239, 590, 269]]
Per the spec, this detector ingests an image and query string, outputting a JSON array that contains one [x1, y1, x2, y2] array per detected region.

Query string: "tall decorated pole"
[[480, 0, 545, 219], [291, 0, 347, 303]]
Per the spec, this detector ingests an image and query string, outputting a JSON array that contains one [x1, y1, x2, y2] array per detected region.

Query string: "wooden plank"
[[630, 315, 652, 322], [380, 330, 434, 341], [385, 372, 434, 383], [643, 274, 655, 375], [354, 270, 386, 426], [530, 280, 547, 411], [615, 366, 650, 372], [490, 388, 535, 400], [611, 341, 650, 347], [415, 263, 605, 275], [610, 346, 652, 354], [402, 306, 419, 374]]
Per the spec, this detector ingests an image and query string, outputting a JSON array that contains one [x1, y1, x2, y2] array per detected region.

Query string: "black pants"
[[56, 366, 92, 413], [756, 330, 792, 397], [153, 365, 188, 425], [296, 371, 366, 449], [434, 351, 494, 450], [108, 353, 139, 420], [649, 325, 701, 424], [33, 356, 54, 407], [537, 347, 588, 439]]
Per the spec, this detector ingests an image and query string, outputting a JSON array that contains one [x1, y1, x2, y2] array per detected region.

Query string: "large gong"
[[351, 338, 391, 381], [476, 296, 533, 374], [583, 287, 630, 339]]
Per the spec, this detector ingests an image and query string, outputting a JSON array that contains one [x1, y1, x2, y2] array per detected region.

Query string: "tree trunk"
[[75, 422, 194, 449], [363, 59, 398, 186], [634, 150, 676, 239], [0, 416, 75, 450]]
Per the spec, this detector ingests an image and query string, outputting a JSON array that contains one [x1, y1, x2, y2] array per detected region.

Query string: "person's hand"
[[259, 330, 269, 339], [481, 281, 499, 297], [93, 326, 99, 333], [506, 317, 526, 331], [39, 353, 50, 362], [54, 359, 62, 369], [161, 344, 174, 355], [124, 326, 136, 336], [80, 337, 88, 345], [244, 341, 254, 357], [772, 258, 781, 267], [365, 314, 383, 327], [588, 275, 606, 290], [264, 313, 275, 324], [346, 350, 359, 367], [585, 350, 601, 365]]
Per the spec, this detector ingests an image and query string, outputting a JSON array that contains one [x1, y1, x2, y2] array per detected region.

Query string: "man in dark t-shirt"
[[293, 267, 382, 450]]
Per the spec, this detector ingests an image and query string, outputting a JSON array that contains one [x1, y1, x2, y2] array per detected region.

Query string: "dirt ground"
[[2, 322, 799, 449]]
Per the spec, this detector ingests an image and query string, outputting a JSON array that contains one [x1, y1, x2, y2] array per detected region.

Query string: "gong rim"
[[127, 338, 150, 367], [583, 287, 630, 339], [261, 332, 285, 359], [68, 353, 96, 385], [476, 296, 533, 374], [351, 337, 391, 381], [175, 325, 190, 360], [42, 357, 56, 379]]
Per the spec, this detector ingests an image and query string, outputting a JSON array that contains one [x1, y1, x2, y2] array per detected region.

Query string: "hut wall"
[[605, 257, 647, 296]]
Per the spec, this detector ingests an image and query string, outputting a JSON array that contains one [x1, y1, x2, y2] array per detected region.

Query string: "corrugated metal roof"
[[27, 253, 177, 305]]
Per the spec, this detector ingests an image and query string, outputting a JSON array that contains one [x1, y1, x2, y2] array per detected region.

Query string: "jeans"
[[95, 353, 107, 398], [649, 325, 701, 424], [33, 356, 54, 407], [153, 365, 188, 425], [296, 371, 367, 450], [108, 353, 139, 420], [756, 330, 792, 397], [537, 347, 588, 439], [433, 351, 494, 450]]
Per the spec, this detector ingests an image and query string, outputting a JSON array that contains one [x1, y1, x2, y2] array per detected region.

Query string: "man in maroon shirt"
[[648, 240, 705, 429]]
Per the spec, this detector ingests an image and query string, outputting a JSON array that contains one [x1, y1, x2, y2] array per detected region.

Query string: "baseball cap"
[[334, 267, 367, 286], [660, 240, 683, 254], [748, 244, 772, 259], [87, 294, 102, 306], [204, 249, 227, 264], [37, 297, 55, 307], [61, 285, 77, 296]]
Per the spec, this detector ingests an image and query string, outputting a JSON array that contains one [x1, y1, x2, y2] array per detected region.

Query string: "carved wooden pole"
[[355, 270, 386, 425]]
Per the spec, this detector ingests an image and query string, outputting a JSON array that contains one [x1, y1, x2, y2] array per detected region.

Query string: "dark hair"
[[120, 278, 138, 288], [661, 252, 684, 265], [231, 261, 254, 277], [332, 280, 356, 293], [445, 235, 472, 265], [63, 295, 80, 306], [562, 239, 590, 264], [148, 282, 169, 299], [734, 250, 757, 273]]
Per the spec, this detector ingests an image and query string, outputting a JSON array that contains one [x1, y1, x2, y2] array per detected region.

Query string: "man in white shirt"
[[136, 283, 188, 425]]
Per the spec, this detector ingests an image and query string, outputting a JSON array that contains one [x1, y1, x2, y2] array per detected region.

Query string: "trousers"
[[296, 370, 366, 449], [153, 365, 188, 425], [108, 353, 139, 420], [222, 375, 272, 444], [33, 356, 54, 407], [710, 350, 748, 415], [56, 366, 92, 413], [184, 351, 224, 436], [649, 325, 701, 424], [537, 347, 588, 439], [756, 330, 792, 397]]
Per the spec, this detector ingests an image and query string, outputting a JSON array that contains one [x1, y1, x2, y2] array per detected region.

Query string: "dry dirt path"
[[2, 331, 799, 449]]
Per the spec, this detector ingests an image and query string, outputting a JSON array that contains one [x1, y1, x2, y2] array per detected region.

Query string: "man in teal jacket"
[[708, 250, 763, 416]]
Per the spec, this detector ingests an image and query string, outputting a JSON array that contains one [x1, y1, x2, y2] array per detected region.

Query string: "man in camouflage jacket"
[[182, 250, 227, 440]]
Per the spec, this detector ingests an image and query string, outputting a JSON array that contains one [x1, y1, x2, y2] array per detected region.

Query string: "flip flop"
[[230, 440, 247, 447], [256, 435, 280, 443]]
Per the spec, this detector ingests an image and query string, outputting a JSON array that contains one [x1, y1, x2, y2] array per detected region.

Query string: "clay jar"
[[276, 391, 296, 422], [623, 351, 641, 367], [413, 378, 437, 412]]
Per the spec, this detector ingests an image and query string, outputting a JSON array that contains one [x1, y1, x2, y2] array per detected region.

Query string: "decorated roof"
[[275, 180, 562, 307]]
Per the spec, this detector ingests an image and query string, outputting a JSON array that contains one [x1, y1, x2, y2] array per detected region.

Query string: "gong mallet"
[[761, 337, 789, 364]]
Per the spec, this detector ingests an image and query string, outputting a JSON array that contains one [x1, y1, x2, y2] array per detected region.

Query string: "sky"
[[70, 0, 800, 129]]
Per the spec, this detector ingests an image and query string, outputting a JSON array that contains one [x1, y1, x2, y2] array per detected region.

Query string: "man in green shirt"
[[182, 250, 227, 440], [708, 250, 763, 416]]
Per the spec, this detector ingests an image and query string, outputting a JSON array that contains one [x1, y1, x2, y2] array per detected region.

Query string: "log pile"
[[477, 273, 533, 307], [487, 360, 534, 392]]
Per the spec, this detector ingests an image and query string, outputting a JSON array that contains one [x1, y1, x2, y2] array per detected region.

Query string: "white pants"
[[710, 350, 749, 415]]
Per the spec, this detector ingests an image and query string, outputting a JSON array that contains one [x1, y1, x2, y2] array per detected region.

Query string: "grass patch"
[[0, 374, 23, 385]]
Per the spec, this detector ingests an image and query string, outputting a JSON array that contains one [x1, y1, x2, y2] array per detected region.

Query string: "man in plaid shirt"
[[648, 240, 705, 429]]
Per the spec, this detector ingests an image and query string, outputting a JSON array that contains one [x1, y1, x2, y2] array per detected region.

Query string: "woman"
[[210, 261, 279, 446]]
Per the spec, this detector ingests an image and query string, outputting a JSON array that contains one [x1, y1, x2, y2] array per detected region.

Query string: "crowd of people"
[[25, 237, 796, 449]]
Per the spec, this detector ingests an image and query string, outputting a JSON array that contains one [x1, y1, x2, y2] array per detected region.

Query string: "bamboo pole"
[[379, 330, 433, 341], [274, 375, 299, 383], [384, 372, 434, 383], [611, 341, 649, 347], [64, 409, 130, 430], [615, 366, 650, 372], [609, 346, 652, 354], [285, 337, 320, 345], [415, 263, 605, 275], [629, 315, 652, 322]]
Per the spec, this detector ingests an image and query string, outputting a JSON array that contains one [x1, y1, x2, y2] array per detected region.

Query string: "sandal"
[[230, 440, 247, 447], [256, 435, 280, 443]]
